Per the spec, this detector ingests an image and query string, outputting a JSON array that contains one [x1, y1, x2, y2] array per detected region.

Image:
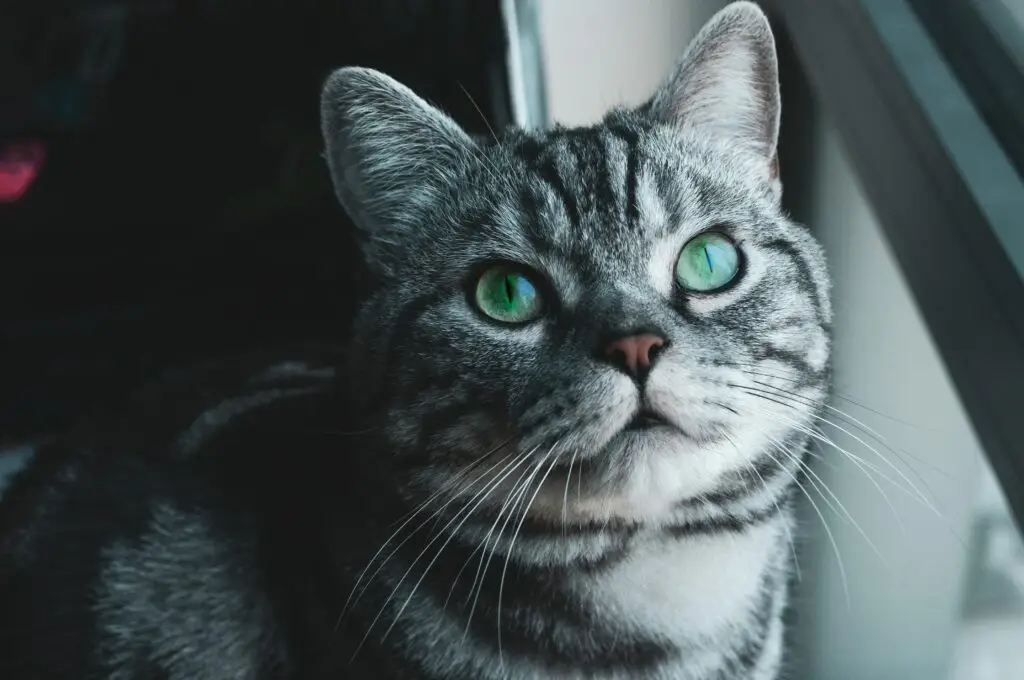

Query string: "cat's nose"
[[602, 333, 667, 381]]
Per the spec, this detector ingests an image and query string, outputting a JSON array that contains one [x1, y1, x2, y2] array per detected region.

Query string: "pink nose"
[[604, 333, 666, 378]]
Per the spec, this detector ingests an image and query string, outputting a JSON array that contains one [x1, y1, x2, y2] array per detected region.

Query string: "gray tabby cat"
[[320, 2, 830, 678], [0, 2, 830, 679]]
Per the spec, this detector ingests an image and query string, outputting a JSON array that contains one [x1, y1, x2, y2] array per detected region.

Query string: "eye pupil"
[[504, 276, 515, 303]]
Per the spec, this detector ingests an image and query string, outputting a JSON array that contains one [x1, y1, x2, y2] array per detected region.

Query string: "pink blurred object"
[[0, 140, 46, 203]]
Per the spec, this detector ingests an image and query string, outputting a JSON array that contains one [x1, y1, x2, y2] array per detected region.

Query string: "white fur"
[[582, 519, 784, 640]]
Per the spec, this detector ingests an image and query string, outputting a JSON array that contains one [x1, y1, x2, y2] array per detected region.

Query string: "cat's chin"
[[609, 415, 720, 452], [622, 409, 672, 432], [519, 431, 714, 525]]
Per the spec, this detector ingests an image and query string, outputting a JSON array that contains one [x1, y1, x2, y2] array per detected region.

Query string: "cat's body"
[[0, 4, 830, 679], [0, 352, 793, 680]]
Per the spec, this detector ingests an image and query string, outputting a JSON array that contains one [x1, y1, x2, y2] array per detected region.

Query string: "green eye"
[[675, 232, 740, 292], [474, 265, 543, 324]]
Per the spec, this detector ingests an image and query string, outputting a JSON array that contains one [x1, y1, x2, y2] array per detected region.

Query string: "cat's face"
[[322, 2, 831, 525]]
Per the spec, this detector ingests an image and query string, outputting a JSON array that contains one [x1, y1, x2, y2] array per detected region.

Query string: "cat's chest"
[[577, 518, 784, 639]]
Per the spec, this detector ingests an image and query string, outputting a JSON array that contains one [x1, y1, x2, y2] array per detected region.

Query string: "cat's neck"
[[328, 496, 790, 679]]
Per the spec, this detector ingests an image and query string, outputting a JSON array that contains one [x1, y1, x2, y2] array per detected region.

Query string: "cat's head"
[[321, 2, 830, 525]]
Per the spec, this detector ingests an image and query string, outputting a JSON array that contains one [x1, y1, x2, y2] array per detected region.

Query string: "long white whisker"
[[562, 449, 578, 538], [348, 448, 534, 662], [760, 445, 851, 608], [744, 376, 948, 495], [498, 445, 561, 670], [738, 388, 916, 532], [758, 387, 958, 541], [434, 448, 542, 634], [380, 456, 532, 645], [728, 362, 937, 434], [734, 364, 952, 487], [463, 451, 542, 638], [803, 423, 917, 520], [339, 446, 514, 624], [725, 432, 801, 583], [388, 449, 497, 529], [766, 434, 888, 568], [742, 394, 910, 534]]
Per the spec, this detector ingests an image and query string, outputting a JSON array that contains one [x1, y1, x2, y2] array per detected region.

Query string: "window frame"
[[909, 0, 1024, 184], [764, 0, 1024, 528]]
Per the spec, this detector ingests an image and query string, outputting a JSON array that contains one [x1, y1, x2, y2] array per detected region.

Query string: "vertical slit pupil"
[[504, 276, 515, 304]]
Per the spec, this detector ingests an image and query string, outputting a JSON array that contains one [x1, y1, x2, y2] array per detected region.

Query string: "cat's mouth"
[[624, 409, 670, 431]]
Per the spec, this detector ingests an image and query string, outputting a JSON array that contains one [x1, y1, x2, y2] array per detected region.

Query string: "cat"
[[0, 2, 831, 678]]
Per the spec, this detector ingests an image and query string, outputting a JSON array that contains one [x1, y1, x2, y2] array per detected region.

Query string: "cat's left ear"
[[320, 67, 477, 273], [646, 2, 781, 194]]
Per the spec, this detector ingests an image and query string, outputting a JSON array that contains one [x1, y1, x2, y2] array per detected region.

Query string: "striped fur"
[[0, 4, 830, 679], [321, 3, 831, 679]]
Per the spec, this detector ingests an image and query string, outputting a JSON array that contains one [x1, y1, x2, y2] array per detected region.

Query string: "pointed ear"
[[647, 2, 780, 181], [320, 67, 476, 270]]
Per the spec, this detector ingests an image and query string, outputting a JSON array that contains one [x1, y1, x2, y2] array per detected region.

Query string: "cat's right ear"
[[645, 2, 781, 193], [320, 67, 476, 272]]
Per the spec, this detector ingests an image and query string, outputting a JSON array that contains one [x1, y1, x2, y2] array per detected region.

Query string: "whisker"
[[801, 437, 843, 472], [562, 449, 578, 538], [725, 432, 801, 582], [339, 440, 512, 623], [741, 375, 949, 482], [709, 399, 740, 416], [740, 391, 910, 535], [348, 448, 534, 662], [390, 440, 510, 529], [463, 451, 542, 638], [498, 445, 561, 669], [759, 445, 851, 608], [725, 361, 939, 435], [576, 455, 584, 529], [457, 80, 499, 143], [737, 386, 922, 527], [803, 423, 917, 509], [452, 80, 516, 200], [434, 448, 540, 629], [768, 440, 843, 520], [766, 434, 888, 567], [379, 455, 532, 646]]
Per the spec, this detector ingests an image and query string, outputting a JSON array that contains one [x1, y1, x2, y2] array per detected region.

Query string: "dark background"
[[0, 0, 514, 443]]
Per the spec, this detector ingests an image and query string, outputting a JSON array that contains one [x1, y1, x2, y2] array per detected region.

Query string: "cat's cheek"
[[645, 352, 731, 422], [514, 371, 636, 455]]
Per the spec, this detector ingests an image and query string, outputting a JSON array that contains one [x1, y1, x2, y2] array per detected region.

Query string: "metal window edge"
[[861, 0, 1024, 281], [501, 0, 549, 130], [767, 0, 1024, 527]]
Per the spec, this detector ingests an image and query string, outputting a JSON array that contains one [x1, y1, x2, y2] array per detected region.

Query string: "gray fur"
[[95, 504, 286, 679], [317, 2, 831, 678]]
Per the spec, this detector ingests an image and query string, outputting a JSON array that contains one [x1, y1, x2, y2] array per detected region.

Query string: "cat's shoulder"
[[0, 345, 347, 678], [0, 344, 348, 565]]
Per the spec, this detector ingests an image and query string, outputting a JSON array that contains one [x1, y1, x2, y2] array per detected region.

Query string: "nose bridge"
[[579, 280, 666, 342], [572, 279, 672, 381]]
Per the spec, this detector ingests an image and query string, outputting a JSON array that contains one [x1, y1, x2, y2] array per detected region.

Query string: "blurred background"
[[1, 1, 1022, 678]]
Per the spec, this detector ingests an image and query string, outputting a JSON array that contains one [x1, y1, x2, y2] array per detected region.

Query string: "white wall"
[[537, 0, 726, 125], [794, 117, 986, 680]]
